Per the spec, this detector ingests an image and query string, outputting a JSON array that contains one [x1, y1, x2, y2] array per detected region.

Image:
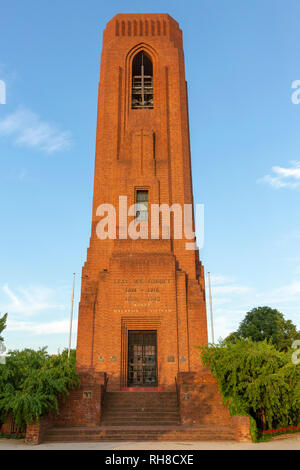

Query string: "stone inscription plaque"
[[113, 278, 172, 309]]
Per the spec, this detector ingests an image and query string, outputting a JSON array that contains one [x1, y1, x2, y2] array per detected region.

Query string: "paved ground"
[[0, 434, 300, 450]]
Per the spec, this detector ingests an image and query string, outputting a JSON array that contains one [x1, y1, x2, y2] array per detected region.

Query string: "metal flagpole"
[[68, 273, 75, 358], [207, 272, 215, 344]]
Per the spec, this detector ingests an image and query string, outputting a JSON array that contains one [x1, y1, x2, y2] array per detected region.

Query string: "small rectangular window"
[[136, 190, 149, 221]]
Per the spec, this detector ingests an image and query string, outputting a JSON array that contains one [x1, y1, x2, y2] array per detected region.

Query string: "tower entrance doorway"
[[128, 331, 157, 386]]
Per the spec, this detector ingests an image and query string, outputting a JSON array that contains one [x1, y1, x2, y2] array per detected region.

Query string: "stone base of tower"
[[23, 367, 251, 444]]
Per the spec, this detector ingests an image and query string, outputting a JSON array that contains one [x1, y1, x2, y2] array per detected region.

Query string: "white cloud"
[[258, 161, 300, 189], [2, 284, 65, 316], [256, 280, 300, 304], [206, 274, 252, 307], [208, 274, 234, 285], [0, 283, 77, 341], [0, 107, 72, 153], [206, 273, 300, 342], [212, 285, 251, 296], [277, 280, 300, 297], [7, 319, 77, 336], [213, 315, 238, 342]]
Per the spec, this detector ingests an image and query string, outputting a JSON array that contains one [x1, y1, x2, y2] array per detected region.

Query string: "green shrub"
[[199, 339, 300, 435], [0, 348, 79, 427]]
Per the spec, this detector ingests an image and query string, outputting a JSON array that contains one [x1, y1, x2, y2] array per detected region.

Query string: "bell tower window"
[[132, 51, 153, 109]]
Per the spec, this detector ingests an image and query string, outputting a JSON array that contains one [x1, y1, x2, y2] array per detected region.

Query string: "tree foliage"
[[0, 313, 7, 343], [225, 306, 300, 351], [0, 348, 79, 427], [199, 339, 300, 431]]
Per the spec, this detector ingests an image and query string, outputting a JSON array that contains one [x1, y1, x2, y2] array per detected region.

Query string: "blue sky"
[[0, 0, 300, 353]]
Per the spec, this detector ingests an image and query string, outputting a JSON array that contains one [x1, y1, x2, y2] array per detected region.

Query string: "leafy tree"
[[225, 306, 300, 351], [199, 339, 300, 432], [223, 331, 239, 345], [0, 348, 79, 427], [0, 313, 7, 343]]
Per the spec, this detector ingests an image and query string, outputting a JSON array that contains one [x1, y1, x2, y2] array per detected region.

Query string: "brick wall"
[[23, 369, 106, 444], [232, 416, 253, 442], [177, 370, 252, 442], [53, 369, 106, 426], [25, 414, 54, 445]]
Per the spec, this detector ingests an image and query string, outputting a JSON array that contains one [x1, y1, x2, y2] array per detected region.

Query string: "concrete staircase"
[[43, 391, 237, 442], [100, 391, 180, 426]]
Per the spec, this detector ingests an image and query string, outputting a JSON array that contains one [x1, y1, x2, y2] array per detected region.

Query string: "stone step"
[[44, 425, 237, 442], [103, 402, 179, 408], [101, 419, 180, 425], [102, 411, 180, 416], [104, 391, 177, 394], [103, 404, 179, 408], [104, 392, 177, 403], [103, 404, 179, 409], [104, 405, 178, 410], [101, 422, 181, 426], [101, 414, 180, 424], [104, 398, 178, 402], [104, 401, 179, 406]]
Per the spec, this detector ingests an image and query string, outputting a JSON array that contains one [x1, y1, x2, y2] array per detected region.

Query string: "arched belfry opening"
[[131, 51, 153, 109]]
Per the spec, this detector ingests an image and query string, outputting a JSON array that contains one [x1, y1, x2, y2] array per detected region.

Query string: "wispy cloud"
[[0, 283, 77, 344], [2, 284, 65, 316], [206, 272, 300, 342], [0, 107, 72, 153], [256, 280, 300, 304], [258, 161, 300, 189], [206, 274, 252, 307], [208, 274, 234, 285], [7, 319, 77, 335]]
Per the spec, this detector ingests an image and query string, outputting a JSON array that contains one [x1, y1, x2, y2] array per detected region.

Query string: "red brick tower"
[[76, 13, 208, 390], [20, 14, 252, 443]]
